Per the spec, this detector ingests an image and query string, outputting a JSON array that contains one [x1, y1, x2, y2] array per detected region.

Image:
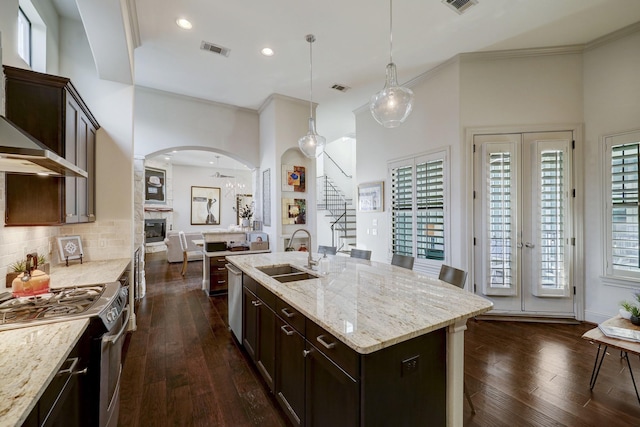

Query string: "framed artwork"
[[145, 167, 166, 203], [57, 235, 84, 262], [282, 198, 306, 225], [191, 186, 221, 225], [358, 181, 384, 212], [282, 164, 306, 192], [263, 169, 271, 226]]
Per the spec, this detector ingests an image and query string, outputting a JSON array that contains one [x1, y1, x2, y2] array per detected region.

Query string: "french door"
[[473, 131, 575, 317]]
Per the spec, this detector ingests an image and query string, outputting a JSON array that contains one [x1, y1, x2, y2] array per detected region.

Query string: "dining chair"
[[318, 245, 337, 255], [178, 231, 202, 276], [438, 264, 475, 414], [350, 248, 372, 260], [391, 253, 414, 270]]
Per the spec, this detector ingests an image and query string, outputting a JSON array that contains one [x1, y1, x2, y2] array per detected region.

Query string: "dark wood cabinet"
[[305, 343, 359, 427], [275, 316, 306, 427], [3, 66, 99, 226], [241, 274, 447, 427], [242, 274, 276, 391], [209, 255, 229, 295]]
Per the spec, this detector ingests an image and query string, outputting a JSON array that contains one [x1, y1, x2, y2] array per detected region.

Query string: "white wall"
[[171, 164, 252, 232], [583, 29, 640, 323], [258, 95, 317, 251], [354, 60, 461, 272], [135, 87, 260, 168]]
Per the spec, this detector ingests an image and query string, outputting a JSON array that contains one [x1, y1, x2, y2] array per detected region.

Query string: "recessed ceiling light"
[[261, 47, 274, 57], [176, 18, 193, 30]]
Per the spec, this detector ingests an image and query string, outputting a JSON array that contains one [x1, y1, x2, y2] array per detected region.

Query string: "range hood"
[[0, 116, 87, 177]]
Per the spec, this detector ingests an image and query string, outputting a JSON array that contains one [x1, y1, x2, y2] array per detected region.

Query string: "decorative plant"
[[237, 203, 253, 219], [10, 259, 26, 273], [620, 293, 640, 318]]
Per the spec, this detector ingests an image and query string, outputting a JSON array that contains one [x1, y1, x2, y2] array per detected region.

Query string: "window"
[[605, 130, 640, 280], [390, 150, 448, 267], [18, 7, 32, 66]]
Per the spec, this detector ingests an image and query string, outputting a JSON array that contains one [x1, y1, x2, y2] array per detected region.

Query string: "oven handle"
[[105, 306, 130, 344]]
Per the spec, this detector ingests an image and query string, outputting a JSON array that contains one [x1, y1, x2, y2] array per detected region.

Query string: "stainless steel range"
[[0, 281, 129, 427]]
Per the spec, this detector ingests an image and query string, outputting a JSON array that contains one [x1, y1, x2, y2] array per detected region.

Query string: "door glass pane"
[[538, 149, 567, 294], [488, 151, 514, 290]]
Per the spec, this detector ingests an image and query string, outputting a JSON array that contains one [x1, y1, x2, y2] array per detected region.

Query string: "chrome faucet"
[[287, 229, 317, 269]]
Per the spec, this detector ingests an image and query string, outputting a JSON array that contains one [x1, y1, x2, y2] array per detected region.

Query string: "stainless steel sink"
[[272, 272, 318, 283], [256, 265, 318, 283]]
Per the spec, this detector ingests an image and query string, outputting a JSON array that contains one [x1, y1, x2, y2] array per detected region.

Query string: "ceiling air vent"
[[442, 0, 478, 14], [331, 84, 351, 93], [200, 41, 230, 57]]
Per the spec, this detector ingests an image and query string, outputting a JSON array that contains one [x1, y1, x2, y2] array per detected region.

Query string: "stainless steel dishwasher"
[[226, 263, 243, 342]]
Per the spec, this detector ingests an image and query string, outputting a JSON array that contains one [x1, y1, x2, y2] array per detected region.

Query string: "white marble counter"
[[0, 319, 89, 426], [48, 258, 130, 289], [227, 252, 493, 354]]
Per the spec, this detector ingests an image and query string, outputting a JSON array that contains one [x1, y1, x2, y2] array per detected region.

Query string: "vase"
[[631, 315, 640, 326], [241, 218, 250, 227], [620, 308, 632, 320]]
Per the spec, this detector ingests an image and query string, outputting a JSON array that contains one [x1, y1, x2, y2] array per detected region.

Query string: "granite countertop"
[[0, 319, 89, 426], [48, 258, 130, 289], [204, 249, 270, 257], [227, 252, 493, 354]]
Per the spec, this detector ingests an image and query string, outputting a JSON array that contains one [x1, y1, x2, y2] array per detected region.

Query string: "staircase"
[[317, 175, 357, 251]]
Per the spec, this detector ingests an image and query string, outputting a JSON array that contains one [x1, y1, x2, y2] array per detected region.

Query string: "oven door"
[[100, 305, 130, 427]]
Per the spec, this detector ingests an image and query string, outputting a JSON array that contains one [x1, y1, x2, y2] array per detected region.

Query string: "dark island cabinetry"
[[3, 66, 98, 226], [242, 273, 447, 427]]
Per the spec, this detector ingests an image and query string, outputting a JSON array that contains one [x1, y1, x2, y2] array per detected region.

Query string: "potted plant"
[[6, 259, 26, 284], [620, 292, 640, 325], [237, 203, 253, 227]]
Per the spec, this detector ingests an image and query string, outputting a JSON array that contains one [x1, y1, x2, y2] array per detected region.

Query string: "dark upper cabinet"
[[3, 65, 99, 226]]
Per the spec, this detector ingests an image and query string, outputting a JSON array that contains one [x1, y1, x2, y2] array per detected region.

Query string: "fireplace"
[[145, 219, 166, 243]]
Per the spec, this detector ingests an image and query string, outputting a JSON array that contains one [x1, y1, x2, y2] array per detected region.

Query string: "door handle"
[[525, 242, 535, 248], [517, 242, 523, 248]]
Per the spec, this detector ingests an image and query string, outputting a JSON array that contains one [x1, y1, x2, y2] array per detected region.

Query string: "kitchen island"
[[227, 251, 493, 427]]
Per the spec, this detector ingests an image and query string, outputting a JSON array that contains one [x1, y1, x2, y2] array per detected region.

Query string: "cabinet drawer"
[[256, 283, 276, 310], [210, 256, 227, 266], [306, 320, 359, 380], [275, 297, 305, 335], [243, 274, 258, 294]]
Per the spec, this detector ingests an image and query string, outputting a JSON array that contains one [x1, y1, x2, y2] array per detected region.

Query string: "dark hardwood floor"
[[119, 252, 640, 426]]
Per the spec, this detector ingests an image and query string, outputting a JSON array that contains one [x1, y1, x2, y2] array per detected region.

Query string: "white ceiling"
[[53, 0, 640, 168]]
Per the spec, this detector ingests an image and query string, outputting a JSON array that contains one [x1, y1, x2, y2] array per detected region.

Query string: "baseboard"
[[474, 314, 581, 324]]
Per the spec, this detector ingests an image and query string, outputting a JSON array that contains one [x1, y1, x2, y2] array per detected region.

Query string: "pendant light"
[[370, 0, 414, 128], [298, 34, 326, 158]]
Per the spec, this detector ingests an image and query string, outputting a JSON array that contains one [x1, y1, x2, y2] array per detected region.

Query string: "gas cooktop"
[[0, 282, 126, 332]]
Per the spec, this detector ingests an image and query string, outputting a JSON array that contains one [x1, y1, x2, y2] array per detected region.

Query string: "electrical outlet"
[[401, 355, 420, 377], [99, 239, 107, 248], [372, 228, 377, 236], [48, 241, 53, 254]]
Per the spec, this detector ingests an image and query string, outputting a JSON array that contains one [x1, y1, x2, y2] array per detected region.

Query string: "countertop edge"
[[228, 253, 493, 354]]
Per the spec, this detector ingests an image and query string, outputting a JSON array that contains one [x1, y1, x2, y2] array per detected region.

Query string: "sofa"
[[165, 231, 203, 263]]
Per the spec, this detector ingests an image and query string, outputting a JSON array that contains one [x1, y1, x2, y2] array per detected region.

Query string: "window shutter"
[[417, 159, 444, 260], [391, 165, 413, 256], [611, 142, 640, 272]]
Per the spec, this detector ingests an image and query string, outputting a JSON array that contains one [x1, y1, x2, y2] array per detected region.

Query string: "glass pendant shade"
[[298, 117, 326, 158], [370, 62, 414, 128], [298, 34, 326, 158]]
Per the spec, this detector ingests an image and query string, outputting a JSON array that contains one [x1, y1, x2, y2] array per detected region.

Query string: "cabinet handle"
[[217, 267, 226, 271], [252, 300, 262, 307], [57, 357, 87, 376], [217, 280, 225, 284], [217, 258, 226, 262], [303, 350, 311, 357], [316, 335, 336, 349], [281, 307, 295, 318], [280, 325, 295, 336]]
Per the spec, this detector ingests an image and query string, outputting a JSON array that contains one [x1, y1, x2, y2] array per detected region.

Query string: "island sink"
[[256, 264, 319, 283]]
